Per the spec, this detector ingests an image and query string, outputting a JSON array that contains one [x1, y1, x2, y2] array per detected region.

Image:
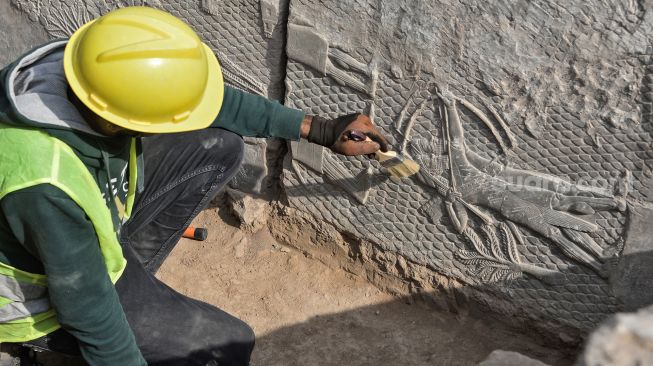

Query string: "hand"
[[304, 113, 389, 156]]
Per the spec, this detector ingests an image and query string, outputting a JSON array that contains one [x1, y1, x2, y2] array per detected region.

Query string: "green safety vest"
[[0, 123, 135, 342]]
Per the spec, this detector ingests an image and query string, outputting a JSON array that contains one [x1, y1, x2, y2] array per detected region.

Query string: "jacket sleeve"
[[211, 86, 305, 140], [0, 185, 146, 366]]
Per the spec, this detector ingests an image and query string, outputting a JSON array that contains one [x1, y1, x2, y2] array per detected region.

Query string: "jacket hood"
[[0, 40, 105, 136], [0, 41, 135, 161]]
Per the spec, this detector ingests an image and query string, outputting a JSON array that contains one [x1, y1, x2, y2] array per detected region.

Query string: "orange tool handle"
[[182, 226, 208, 241]]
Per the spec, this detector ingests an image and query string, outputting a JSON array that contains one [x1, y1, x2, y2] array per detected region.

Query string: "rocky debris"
[[576, 305, 653, 366], [477, 350, 550, 366], [226, 189, 271, 233]]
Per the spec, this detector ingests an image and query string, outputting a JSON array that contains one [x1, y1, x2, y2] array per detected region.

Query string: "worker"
[[0, 6, 387, 366]]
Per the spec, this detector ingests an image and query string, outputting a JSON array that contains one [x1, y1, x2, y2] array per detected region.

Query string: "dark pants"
[[26, 129, 253, 365]]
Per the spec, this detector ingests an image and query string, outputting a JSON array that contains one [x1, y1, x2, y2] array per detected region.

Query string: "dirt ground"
[[154, 206, 575, 366], [6, 203, 575, 365], [1, 203, 576, 366]]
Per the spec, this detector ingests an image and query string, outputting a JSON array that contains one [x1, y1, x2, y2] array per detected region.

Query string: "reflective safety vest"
[[0, 124, 135, 342]]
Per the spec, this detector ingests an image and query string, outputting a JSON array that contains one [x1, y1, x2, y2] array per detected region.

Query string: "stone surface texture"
[[282, 0, 653, 335], [0, 0, 48, 66], [2, 0, 653, 341]]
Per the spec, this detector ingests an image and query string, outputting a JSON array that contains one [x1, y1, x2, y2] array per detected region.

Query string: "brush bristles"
[[387, 159, 420, 178]]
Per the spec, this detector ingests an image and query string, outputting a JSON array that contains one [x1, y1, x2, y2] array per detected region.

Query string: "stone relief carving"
[[286, 23, 378, 97], [259, 0, 279, 38], [411, 88, 623, 278], [290, 140, 373, 204], [455, 222, 561, 285], [200, 0, 219, 15], [283, 0, 652, 333]]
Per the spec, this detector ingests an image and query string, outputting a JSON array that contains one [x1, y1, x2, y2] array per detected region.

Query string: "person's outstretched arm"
[[212, 86, 388, 156], [211, 86, 305, 140]]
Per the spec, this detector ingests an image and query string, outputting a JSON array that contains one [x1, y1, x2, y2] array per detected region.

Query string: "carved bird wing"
[[507, 193, 598, 233]]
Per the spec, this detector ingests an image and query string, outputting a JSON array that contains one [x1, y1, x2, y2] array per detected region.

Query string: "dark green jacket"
[[0, 40, 304, 365]]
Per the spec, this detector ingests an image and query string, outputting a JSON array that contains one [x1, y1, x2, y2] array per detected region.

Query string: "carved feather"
[[542, 209, 598, 232], [510, 193, 598, 232], [458, 258, 501, 268], [217, 53, 268, 97], [481, 224, 503, 259], [44, 2, 92, 38], [499, 222, 521, 264], [506, 271, 522, 281], [562, 228, 604, 259], [470, 265, 512, 283], [455, 250, 480, 260], [464, 226, 492, 258], [490, 268, 515, 283], [506, 221, 525, 246], [479, 267, 494, 282]]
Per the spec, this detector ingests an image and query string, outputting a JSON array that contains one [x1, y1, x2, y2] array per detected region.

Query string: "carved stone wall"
[[0, 0, 48, 65], [2, 0, 652, 339], [282, 0, 653, 334]]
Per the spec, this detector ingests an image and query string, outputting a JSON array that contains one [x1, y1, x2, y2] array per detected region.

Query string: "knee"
[[220, 129, 245, 166], [216, 318, 255, 365], [201, 129, 244, 175], [231, 318, 255, 353]]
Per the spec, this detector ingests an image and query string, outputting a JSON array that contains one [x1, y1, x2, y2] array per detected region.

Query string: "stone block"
[[610, 205, 653, 311], [229, 137, 269, 195], [576, 305, 653, 366], [478, 350, 550, 366]]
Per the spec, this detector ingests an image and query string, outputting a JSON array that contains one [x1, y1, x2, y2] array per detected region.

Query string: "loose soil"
[[155, 206, 574, 366], [11, 204, 575, 365]]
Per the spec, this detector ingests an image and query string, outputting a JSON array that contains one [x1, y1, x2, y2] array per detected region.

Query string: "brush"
[[373, 149, 421, 178], [347, 130, 421, 178]]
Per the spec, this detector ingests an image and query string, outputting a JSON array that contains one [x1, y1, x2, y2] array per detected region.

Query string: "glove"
[[307, 113, 389, 156]]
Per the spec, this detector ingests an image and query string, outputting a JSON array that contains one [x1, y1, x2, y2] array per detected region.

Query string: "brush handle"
[[374, 149, 398, 163], [350, 132, 419, 177], [357, 135, 397, 162]]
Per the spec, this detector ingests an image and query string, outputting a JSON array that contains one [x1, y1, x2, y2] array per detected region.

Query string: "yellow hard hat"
[[63, 6, 223, 133]]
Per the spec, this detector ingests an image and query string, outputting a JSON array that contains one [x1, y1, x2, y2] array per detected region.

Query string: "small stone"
[[576, 305, 653, 366], [227, 189, 271, 233]]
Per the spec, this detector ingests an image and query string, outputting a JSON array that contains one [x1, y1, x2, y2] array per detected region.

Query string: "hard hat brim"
[[64, 20, 224, 134]]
